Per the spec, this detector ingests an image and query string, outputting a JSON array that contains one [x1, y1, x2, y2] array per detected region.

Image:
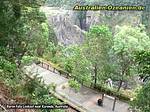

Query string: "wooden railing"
[[36, 58, 71, 78], [33, 59, 86, 112]]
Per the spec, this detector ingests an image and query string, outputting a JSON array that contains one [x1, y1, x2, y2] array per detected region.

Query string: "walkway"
[[25, 64, 130, 112]]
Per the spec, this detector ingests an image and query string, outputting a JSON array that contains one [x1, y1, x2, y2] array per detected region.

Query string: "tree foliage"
[[112, 25, 150, 86], [68, 79, 81, 92], [132, 82, 150, 112], [0, 1, 63, 111], [84, 25, 112, 86], [134, 50, 150, 81]]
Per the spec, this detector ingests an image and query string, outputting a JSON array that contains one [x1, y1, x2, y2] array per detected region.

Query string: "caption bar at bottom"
[[6, 104, 69, 109]]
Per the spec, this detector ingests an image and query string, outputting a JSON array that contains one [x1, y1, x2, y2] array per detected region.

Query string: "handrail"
[[24, 65, 86, 112], [37, 58, 71, 78]]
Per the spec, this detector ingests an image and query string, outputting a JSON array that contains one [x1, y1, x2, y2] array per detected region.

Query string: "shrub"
[[21, 56, 36, 66], [95, 85, 132, 101], [68, 79, 81, 92]]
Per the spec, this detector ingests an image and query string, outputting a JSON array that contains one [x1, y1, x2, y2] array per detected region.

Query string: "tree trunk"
[[112, 51, 127, 111], [117, 80, 123, 92], [102, 93, 104, 101], [112, 80, 123, 111], [94, 64, 97, 88], [112, 67, 124, 111]]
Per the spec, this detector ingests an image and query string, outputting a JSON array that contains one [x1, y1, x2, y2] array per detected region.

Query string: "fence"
[[37, 59, 71, 78]]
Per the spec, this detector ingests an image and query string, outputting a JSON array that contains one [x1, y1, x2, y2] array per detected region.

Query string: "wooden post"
[[41, 62, 43, 67], [53, 68, 55, 73], [102, 93, 104, 101], [112, 97, 117, 111], [47, 64, 49, 70]]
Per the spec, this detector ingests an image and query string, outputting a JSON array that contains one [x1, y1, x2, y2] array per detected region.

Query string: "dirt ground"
[[0, 81, 36, 112]]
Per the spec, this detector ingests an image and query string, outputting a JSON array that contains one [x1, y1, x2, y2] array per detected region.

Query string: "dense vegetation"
[[0, 0, 150, 112], [45, 25, 150, 111], [0, 0, 64, 112], [45, 1, 150, 111]]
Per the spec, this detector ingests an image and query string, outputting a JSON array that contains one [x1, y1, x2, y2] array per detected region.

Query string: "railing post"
[[53, 68, 55, 73], [47, 64, 49, 70], [41, 62, 43, 67]]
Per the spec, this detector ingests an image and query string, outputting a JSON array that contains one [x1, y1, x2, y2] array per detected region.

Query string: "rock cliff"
[[41, 7, 85, 45], [41, 6, 141, 45]]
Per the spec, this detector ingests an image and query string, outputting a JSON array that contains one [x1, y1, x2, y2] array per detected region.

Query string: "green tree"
[[132, 82, 150, 112], [0, 1, 63, 111], [131, 50, 150, 112], [83, 25, 112, 87], [134, 50, 150, 82], [60, 45, 92, 85], [0, 0, 47, 64], [112, 25, 150, 111], [68, 79, 81, 92], [112, 25, 150, 90]]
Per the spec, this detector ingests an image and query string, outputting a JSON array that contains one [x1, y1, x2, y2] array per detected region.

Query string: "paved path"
[[25, 64, 130, 112]]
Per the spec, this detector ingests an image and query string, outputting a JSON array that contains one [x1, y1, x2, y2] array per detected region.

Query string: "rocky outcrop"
[[41, 7, 85, 45], [86, 10, 141, 31], [41, 6, 141, 45]]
